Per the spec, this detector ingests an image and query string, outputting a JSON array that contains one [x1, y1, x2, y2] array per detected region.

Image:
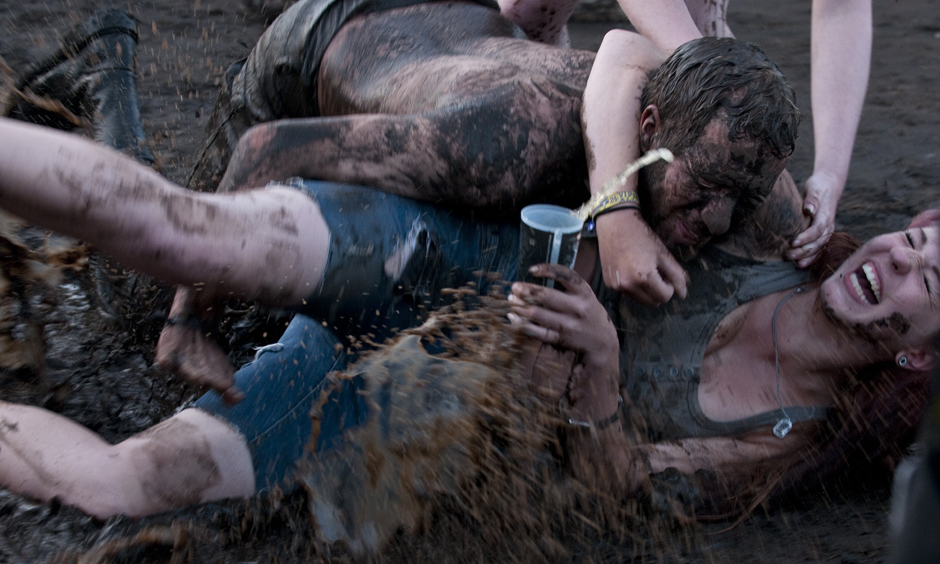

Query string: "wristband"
[[590, 202, 640, 221], [589, 191, 640, 220], [165, 315, 215, 337], [575, 148, 673, 221], [566, 395, 624, 430]]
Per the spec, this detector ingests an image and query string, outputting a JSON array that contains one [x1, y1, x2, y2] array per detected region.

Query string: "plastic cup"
[[517, 204, 583, 289]]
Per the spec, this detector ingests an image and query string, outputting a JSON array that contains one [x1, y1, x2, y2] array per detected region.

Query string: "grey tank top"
[[595, 248, 827, 441]]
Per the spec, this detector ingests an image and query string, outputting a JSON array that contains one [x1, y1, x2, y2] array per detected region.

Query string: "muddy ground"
[[0, 0, 938, 562]]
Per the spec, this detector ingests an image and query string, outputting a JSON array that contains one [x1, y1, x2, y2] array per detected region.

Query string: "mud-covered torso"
[[319, 2, 594, 115], [596, 248, 825, 441], [222, 0, 593, 211], [318, 1, 596, 210]]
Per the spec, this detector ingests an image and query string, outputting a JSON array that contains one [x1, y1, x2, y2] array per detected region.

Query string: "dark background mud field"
[[0, 0, 938, 562]]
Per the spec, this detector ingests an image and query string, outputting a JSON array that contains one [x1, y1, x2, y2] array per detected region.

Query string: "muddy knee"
[[126, 416, 228, 512]]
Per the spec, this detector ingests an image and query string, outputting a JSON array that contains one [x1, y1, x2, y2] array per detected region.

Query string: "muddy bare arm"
[[567, 420, 809, 495], [217, 115, 448, 198], [218, 76, 586, 208], [787, 0, 872, 266], [508, 264, 619, 397], [582, 31, 688, 305], [508, 264, 627, 493]]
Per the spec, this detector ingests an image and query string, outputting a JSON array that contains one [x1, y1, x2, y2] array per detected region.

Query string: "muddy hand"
[[508, 264, 618, 375], [156, 321, 242, 406], [788, 172, 839, 267], [595, 209, 688, 304]]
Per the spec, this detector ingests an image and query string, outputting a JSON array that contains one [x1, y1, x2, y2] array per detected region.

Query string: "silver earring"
[[898, 356, 908, 367]]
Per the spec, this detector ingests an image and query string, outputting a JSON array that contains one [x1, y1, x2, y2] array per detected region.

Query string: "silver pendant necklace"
[[770, 286, 803, 439]]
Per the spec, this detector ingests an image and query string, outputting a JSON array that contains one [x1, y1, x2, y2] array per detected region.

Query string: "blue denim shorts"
[[195, 181, 522, 491], [293, 179, 521, 342], [194, 315, 358, 491]]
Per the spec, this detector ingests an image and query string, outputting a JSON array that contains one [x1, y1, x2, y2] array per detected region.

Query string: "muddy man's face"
[[640, 116, 788, 255]]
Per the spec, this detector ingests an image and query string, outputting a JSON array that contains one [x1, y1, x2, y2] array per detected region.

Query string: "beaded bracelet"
[[588, 191, 640, 220], [567, 395, 624, 430]]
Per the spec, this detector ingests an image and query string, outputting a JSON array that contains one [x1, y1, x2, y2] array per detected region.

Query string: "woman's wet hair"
[[718, 229, 934, 517], [641, 37, 802, 161], [692, 228, 934, 519], [806, 230, 861, 283]]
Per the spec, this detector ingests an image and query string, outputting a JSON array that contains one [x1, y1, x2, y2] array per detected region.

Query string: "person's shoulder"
[[715, 170, 807, 261]]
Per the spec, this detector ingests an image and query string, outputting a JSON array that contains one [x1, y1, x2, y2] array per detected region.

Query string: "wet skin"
[[638, 117, 789, 255], [220, 3, 794, 245], [819, 226, 940, 346], [220, 3, 595, 212]]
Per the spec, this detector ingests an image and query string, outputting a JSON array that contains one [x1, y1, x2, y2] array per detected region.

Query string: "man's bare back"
[[218, 2, 596, 212]]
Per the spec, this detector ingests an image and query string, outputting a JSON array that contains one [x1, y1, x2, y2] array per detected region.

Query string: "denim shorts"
[[293, 179, 520, 343], [194, 315, 358, 491], [195, 180, 522, 491]]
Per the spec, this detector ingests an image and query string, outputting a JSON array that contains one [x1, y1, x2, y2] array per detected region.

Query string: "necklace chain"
[[771, 287, 803, 438]]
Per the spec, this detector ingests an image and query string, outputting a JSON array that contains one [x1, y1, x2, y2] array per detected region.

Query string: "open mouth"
[[848, 261, 881, 304]]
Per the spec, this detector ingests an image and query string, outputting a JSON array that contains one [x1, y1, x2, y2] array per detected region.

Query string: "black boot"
[[7, 9, 154, 164]]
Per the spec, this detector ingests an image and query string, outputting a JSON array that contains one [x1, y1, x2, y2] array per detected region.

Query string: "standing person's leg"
[[0, 403, 253, 519], [496, 0, 731, 48], [497, 0, 577, 46], [684, 0, 733, 38]]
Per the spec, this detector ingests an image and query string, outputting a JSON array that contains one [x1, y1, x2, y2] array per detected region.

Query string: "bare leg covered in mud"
[[0, 403, 254, 518], [0, 118, 329, 305], [0, 117, 338, 398]]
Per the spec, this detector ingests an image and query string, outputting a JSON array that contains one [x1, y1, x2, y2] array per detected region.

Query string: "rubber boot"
[[7, 10, 154, 164]]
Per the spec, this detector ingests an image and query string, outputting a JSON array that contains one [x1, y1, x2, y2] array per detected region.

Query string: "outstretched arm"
[[787, 0, 871, 267], [582, 30, 688, 304], [567, 421, 810, 495], [218, 72, 588, 209]]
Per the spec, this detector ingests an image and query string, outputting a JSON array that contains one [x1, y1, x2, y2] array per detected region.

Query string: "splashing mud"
[[1, 0, 939, 561]]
